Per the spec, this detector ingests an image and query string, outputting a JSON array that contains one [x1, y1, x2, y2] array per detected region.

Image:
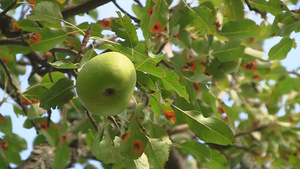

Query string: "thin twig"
[[234, 124, 270, 138], [50, 47, 82, 57], [112, 0, 140, 23], [288, 71, 300, 77], [0, 38, 29, 46], [0, 57, 40, 134], [167, 124, 189, 135], [133, 0, 143, 7], [84, 109, 98, 131], [87, 35, 118, 49], [75, 26, 92, 63], [245, 0, 267, 19], [0, 0, 17, 16]]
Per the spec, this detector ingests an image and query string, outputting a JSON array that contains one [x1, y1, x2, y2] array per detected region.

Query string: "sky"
[[0, 0, 300, 168]]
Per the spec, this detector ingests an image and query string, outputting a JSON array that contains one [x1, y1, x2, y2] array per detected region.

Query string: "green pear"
[[76, 52, 136, 116]]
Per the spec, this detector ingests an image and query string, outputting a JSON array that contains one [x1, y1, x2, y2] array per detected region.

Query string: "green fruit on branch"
[[76, 52, 136, 116]]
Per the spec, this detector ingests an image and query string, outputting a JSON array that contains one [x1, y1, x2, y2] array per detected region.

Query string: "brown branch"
[[62, 0, 112, 19], [112, 0, 140, 23], [245, 0, 267, 19], [0, 0, 18, 16], [234, 123, 272, 138], [84, 109, 98, 131], [0, 57, 40, 134], [0, 38, 29, 46], [50, 47, 82, 58], [75, 26, 92, 63], [133, 0, 143, 7], [0, 58, 26, 113], [17, 133, 96, 169], [167, 124, 189, 135]]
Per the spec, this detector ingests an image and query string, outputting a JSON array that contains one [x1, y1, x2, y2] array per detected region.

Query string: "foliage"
[[0, 0, 300, 169]]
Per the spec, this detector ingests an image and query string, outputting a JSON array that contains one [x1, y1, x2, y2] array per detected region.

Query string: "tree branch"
[[245, 0, 267, 19], [234, 123, 272, 138], [112, 0, 140, 23], [0, 0, 18, 16], [62, 0, 112, 19], [133, 0, 143, 7], [75, 26, 92, 63], [84, 109, 98, 131], [0, 58, 40, 133]]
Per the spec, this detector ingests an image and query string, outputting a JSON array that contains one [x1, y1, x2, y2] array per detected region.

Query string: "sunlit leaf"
[[146, 135, 171, 169], [112, 12, 138, 48], [28, 103, 45, 120], [50, 60, 79, 69], [211, 40, 245, 62], [190, 6, 216, 35], [27, 1, 63, 26], [249, 0, 289, 16], [219, 19, 260, 39], [268, 38, 294, 60], [161, 70, 189, 101], [52, 142, 70, 169], [135, 59, 166, 78], [224, 0, 244, 20], [178, 110, 235, 145], [30, 28, 67, 52]]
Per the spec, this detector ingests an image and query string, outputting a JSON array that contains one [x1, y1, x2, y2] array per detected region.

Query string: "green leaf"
[[224, 0, 244, 20], [124, 153, 150, 169], [146, 136, 172, 169], [40, 78, 75, 110], [98, 136, 123, 164], [28, 103, 46, 120], [41, 72, 67, 89], [188, 73, 212, 84], [52, 142, 70, 169], [149, 0, 169, 33], [211, 40, 245, 62], [205, 149, 227, 169], [38, 120, 59, 146], [120, 104, 148, 159], [135, 59, 166, 78], [190, 6, 216, 35], [3, 134, 27, 165], [17, 19, 39, 32], [136, 71, 156, 91], [180, 141, 211, 162], [91, 128, 104, 159], [161, 70, 189, 101], [268, 38, 294, 60], [132, 4, 143, 19], [111, 12, 138, 48], [77, 22, 103, 38], [27, 1, 63, 26], [169, 1, 191, 30], [270, 12, 300, 36], [171, 29, 192, 49], [219, 19, 260, 39], [23, 85, 48, 100], [178, 110, 235, 145], [30, 28, 67, 52], [0, 116, 12, 135], [249, 0, 288, 16], [50, 60, 79, 69]]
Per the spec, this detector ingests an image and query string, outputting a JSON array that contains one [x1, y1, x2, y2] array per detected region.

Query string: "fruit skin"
[[76, 52, 136, 116]]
